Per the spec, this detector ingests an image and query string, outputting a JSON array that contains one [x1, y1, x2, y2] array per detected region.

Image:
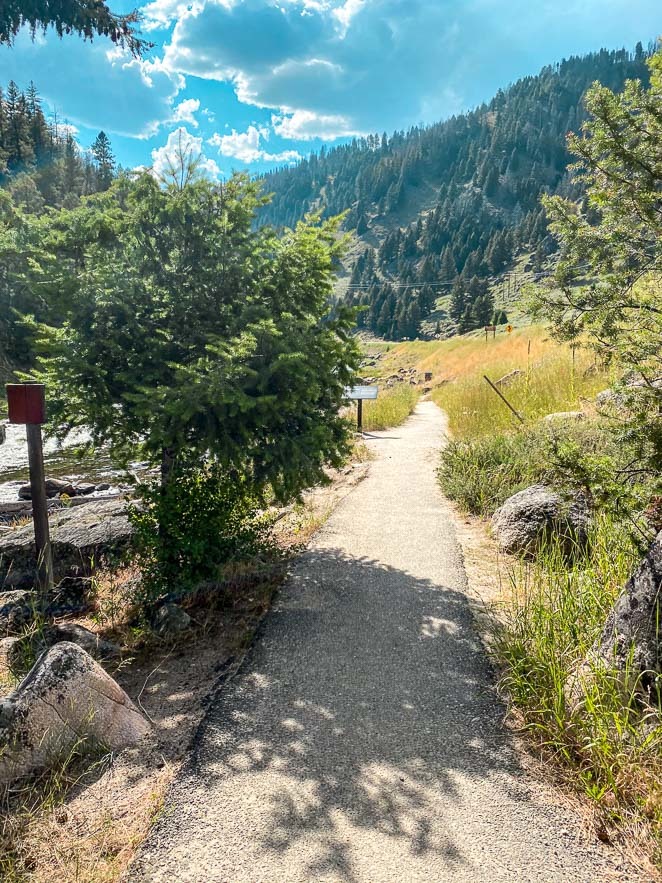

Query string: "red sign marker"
[[6, 383, 46, 425]]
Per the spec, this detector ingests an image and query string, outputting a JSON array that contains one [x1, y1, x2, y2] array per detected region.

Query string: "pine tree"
[[91, 131, 115, 190]]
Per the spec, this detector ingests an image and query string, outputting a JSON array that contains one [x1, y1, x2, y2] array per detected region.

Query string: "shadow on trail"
[[175, 548, 531, 881]]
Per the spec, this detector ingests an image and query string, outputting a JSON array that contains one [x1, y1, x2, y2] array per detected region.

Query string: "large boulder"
[[0, 499, 132, 597], [491, 484, 591, 556], [594, 530, 662, 692], [0, 642, 150, 783]]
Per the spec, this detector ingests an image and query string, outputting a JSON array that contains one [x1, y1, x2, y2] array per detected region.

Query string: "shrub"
[[438, 420, 617, 517], [129, 461, 277, 606]]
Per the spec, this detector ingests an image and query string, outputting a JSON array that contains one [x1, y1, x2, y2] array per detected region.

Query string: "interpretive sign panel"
[[345, 385, 379, 400]]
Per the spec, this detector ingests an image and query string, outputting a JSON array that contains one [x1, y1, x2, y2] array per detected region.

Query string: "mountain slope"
[[260, 45, 651, 339]]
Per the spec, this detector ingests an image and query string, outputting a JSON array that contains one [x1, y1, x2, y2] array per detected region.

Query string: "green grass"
[[494, 518, 662, 852], [359, 384, 419, 431], [438, 420, 616, 517]]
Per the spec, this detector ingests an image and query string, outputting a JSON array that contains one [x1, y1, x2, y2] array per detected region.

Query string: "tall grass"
[[360, 384, 419, 431], [431, 327, 608, 438], [495, 518, 662, 849]]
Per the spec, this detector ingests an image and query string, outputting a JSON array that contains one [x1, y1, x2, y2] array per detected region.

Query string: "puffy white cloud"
[[151, 127, 221, 180], [271, 110, 360, 141], [162, 0, 662, 140], [208, 125, 301, 163], [172, 97, 201, 127]]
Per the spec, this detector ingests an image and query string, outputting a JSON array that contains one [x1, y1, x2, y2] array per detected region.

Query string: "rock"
[[491, 484, 591, 556], [595, 530, 662, 691], [0, 499, 132, 595], [18, 478, 77, 501], [96, 483, 111, 492], [495, 369, 524, 387], [43, 623, 120, 659], [0, 636, 24, 674], [0, 591, 39, 636], [0, 642, 150, 783], [543, 411, 585, 423], [75, 483, 97, 496], [0, 421, 6, 445], [154, 603, 191, 636]]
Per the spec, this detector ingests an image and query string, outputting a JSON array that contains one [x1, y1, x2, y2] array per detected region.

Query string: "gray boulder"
[[595, 530, 662, 690], [0, 642, 150, 783], [0, 590, 39, 636], [543, 411, 585, 423], [491, 484, 591, 556], [495, 369, 524, 387], [154, 603, 191, 637], [0, 499, 132, 596]]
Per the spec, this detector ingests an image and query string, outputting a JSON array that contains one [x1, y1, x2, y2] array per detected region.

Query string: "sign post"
[[6, 383, 53, 596], [345, 385, 379, 433]]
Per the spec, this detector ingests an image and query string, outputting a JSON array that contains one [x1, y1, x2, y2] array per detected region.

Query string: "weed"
[[360, 384, 419, 431]]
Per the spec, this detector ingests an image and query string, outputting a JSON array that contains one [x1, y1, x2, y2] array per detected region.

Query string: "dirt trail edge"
[[127, 401, 629, 883]]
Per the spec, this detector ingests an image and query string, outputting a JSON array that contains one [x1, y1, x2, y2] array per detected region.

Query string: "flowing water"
[[0, 422, 143, 504]]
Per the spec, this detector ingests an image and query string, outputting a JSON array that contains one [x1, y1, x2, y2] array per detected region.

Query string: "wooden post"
[[483, 375, 525, 424], [26, 423, 54, 597], [6, 383, 53, 599], [357, 398, 363, 433]]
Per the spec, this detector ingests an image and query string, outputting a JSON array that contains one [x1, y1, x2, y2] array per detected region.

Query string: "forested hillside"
[[260, 46, 651, 339], [0, 80, 116, 211]]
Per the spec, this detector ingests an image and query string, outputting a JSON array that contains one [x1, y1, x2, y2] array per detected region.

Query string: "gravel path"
[[128, 401, 630, 882]]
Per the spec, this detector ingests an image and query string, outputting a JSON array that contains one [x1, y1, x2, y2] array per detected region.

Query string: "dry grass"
[[428, 326, 610, 438]]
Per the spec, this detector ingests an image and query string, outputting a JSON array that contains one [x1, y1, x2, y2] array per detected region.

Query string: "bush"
[[494, 516, 662, 842], [438, 420, 618, 517], [129, 461, 277, 606]]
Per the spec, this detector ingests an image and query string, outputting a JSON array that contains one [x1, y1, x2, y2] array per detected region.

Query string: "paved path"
[[129, 402, 626, 882]]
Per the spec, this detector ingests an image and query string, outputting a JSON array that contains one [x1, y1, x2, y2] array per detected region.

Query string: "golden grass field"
[[363, 326, 611, 438]]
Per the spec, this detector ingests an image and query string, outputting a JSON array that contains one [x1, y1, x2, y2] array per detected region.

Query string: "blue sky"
[[0, 1, 659, 176]]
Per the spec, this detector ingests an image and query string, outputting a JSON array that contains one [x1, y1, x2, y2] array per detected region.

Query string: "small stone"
[[154, 603, 191, 636], [96, 483, 111, 492], [0, 590, 39, 636]]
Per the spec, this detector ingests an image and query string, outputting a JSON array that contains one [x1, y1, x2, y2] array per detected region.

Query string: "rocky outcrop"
[[491, 484, 591, 556], [0, 642, 150, 783], [0, 624, 120, 678], [0, 500, 132, 597]]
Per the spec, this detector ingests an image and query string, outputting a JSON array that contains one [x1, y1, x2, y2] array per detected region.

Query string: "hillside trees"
[[0, 80, 116, 208], [260, 47, 651, 340], [539, 49, 662, 470], [28, 171, 361, 504]]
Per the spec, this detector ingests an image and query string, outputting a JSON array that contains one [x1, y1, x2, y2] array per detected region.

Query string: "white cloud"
[[161, 0, 662, 142], [151, 127, 221, 180], [172, 98, 201, 127], [272, 110, 360, 140], [208, 125, 301, 164]]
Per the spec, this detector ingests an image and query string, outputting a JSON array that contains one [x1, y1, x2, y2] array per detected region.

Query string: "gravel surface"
[[127, 402, 632, 882]]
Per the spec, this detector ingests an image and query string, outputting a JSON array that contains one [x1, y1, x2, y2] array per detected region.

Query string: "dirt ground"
[[0, 458, 369, 883]]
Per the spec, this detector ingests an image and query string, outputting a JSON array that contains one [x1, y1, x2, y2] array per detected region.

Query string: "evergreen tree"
[[91, 131, 115, 190]]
